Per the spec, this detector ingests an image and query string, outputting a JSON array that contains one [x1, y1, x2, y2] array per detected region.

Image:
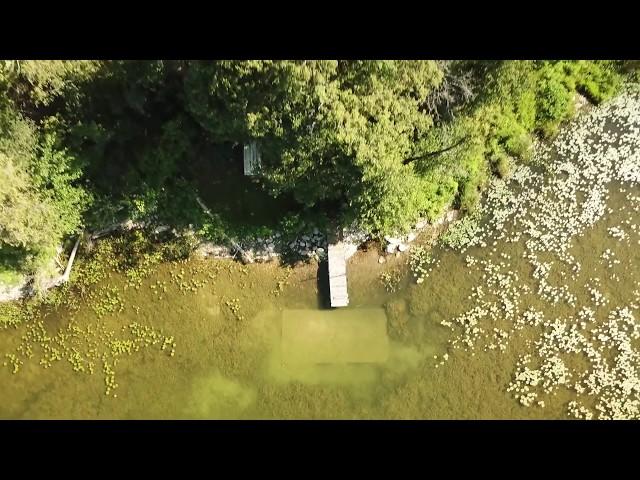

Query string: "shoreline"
[[0, 206, 461, 303]]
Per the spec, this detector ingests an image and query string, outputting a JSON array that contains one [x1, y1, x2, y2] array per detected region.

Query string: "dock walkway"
[[328, 236, 349, 307]]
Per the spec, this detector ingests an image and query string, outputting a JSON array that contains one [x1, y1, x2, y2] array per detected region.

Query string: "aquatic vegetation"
[[440, 208, 483, 251], [379, 268, 403, 293], [0, 302, 29, 329], [0, 234, 195, 399], [409, 246, 437, 284], [224, 298, 244, 321], [2, 313, 177, 397], [271, 267, 292, 297], [2, 88, 640, 420], [439, 89, 640, 419]]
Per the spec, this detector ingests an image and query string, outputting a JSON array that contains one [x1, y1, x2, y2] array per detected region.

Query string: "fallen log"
[[195, 196, 254, 264], [60, 235, 82, 283]]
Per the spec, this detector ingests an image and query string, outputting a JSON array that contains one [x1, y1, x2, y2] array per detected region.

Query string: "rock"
[[274, 232, 281, 238], [313, 227, 319, 235], [289, 242, 296, 249], [378, 256, 386, 264], [154, 225, 170, 235], [384, 236, 402, 245], [299, 241, 306, 248], [574, 92, 591, 112], [415, 220, 428, 229], [196, 243, 232, 258], [407, 232, 417, 242], [267, 243, 275, 249], [398, 244, 409, 252], [386, 244, 397, 254], [446, 210, 459, 222], [316, 247, 325, 254], [302, 235, 310, 241]]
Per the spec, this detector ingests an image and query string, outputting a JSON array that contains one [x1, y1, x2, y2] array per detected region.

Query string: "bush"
[[0, 267, 23, 287], [573, 61, 621, 104], [459, 180, 481, 212], [492, 152, 512, 179], [161, 235, 199, 261], [515, 89, 537, 132], [535, 65, 576, 137]]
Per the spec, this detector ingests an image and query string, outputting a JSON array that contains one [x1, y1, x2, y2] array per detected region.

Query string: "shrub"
[[492, 151, 512, 179], [573, 61, 622, 104], [161, 236, 199, 261], [459, 180, 481, 212], [515, 89, 537, 132], [535, 65, 576, 137]]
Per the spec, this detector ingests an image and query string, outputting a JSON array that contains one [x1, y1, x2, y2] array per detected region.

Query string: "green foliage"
[[440, 208, 483, 250], [533, 61, 622, 138], [13, 60, 101, 106], [535, 63, 576, 137], [459, 181, 482, 212], [492, 152, 512, 179], [161, 236, 199, 262], [0, 269, 23, 287], [0, 113, 90, 280], [0, 59, 632, 276], [185, 60, 445, 235], [571, 60, 622, 103], [198, 216, 228, 244], [444, 59, 625, 215]]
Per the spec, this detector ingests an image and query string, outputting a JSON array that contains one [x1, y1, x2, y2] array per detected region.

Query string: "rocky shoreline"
[[1, 206, 461, 303]]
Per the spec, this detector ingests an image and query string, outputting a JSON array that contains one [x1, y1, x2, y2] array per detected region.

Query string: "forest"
[[1, 60, 637, 291]]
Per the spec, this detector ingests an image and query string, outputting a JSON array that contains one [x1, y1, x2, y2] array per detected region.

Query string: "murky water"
[[1, 91, 639, 419]]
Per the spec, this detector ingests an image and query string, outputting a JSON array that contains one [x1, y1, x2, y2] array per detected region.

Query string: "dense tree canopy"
[[184, 60, 447, 229], [0, 59, 633, 282]]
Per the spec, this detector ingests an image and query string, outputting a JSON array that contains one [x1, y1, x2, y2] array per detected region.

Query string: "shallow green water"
[[1, 185, 635, 419], [1, 95, 639, 419]]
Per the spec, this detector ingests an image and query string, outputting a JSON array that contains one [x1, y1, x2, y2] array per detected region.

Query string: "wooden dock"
[[328, 241, 349, 307]]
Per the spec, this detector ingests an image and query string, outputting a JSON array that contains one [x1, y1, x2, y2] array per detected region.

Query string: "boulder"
[[386, 243, 397, 254], [344, 244, 358, 259]]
